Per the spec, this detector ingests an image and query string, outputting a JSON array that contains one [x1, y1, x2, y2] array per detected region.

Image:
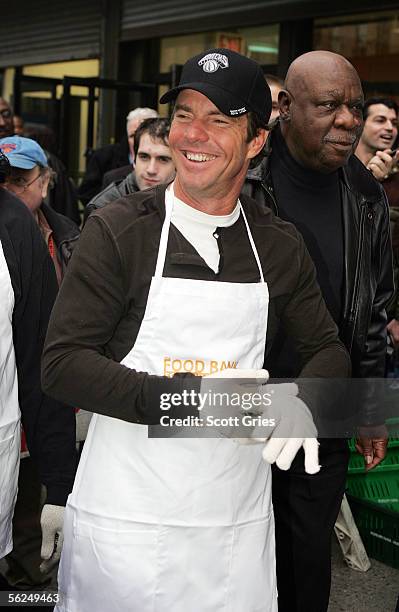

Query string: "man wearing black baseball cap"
[[42, 48, 350, 611]]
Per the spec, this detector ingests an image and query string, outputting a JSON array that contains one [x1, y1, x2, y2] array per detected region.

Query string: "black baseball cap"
[[160, 48, 272, 124]]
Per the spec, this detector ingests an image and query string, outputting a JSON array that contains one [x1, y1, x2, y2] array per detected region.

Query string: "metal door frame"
[[12, 70, 180, 168]]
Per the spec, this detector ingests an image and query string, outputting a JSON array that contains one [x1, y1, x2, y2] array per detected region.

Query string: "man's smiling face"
[[169, 89, 262, 205], [361, 103, 398, 153]]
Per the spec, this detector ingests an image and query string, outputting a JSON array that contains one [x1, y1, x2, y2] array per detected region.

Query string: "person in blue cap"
[[0, 136, 80, 283]]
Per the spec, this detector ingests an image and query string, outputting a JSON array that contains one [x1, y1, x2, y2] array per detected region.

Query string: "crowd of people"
[[0, 45, 397, 612]]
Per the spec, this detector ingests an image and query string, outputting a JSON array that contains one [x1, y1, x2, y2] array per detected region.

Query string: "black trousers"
[[5, 458, 50, 589], [272, 438, 350, 612]]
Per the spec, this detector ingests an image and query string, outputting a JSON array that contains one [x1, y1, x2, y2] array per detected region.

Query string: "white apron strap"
[[155, 184, 265, 283], [239, 203, 265, 283], [154, 186, 174, 279]]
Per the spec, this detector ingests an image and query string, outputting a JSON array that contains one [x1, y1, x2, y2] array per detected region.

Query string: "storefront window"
[[314, 11, 399, 97], [160, 24, 279, 73]]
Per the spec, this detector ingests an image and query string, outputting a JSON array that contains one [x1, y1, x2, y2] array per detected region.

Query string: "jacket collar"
[[40, 202, 80, 245], [246, 125, 385, 205]]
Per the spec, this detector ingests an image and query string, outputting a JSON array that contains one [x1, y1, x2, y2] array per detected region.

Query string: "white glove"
[[199, 368, 270, 438], [40, 504, 65, 573], [256, 383, 320, 474], [205, 368, 269, 381]]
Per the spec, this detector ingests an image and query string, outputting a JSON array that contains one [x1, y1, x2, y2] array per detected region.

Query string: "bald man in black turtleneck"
[[243, 50, 393, 612]]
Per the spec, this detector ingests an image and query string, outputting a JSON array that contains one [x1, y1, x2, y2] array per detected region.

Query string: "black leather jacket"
[[243, 135, 394, 425]]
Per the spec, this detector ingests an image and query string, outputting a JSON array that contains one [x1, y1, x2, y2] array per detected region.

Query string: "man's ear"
[[279, 89, 292, 123], [247, 128, 267, 161], [41, 175, 50, 199]]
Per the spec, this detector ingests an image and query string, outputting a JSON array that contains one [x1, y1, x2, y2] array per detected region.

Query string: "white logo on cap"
[[230, 107, 246, 115], [198, 53, 229, 73]]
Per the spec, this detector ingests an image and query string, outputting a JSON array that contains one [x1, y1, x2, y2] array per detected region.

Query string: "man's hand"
[[387, 319, 399, 348], [200, 373, 320, 474], [367, 149, 398, 181], [40, 504, 65, 573], [355, 424, 389, 471], [234, 382, 320, 474], [259, 383, 320, 474]]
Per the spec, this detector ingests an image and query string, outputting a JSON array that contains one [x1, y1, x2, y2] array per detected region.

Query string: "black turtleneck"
[[270, 127, 343, 325]]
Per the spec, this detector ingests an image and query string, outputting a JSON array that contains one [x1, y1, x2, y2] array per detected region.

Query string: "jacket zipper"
[[261, 182, 279, 215], [348, 200, 367, 324]]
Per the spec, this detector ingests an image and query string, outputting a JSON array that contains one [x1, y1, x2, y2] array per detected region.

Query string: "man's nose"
[[185, 119, 209, 142], [334, 105, 361, 129], [147, 159, 157, 175], [0, 114, 5, 127]]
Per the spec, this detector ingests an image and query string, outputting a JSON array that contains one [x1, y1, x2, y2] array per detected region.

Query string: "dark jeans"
[[5, 458, 50, 589], [272, 438, 350, 612]]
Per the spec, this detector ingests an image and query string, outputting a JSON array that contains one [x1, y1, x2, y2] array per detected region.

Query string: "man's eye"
[[321, 102, 336, 110], [12, 178, 26, 187], [138, 154, 150, 161]]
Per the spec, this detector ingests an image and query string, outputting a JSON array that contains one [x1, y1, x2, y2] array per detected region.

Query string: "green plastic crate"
[[348, 449, 399, 474], [346, 417, 399, 567], [347, 494, 399, 569], [347, 450, 399, 510]]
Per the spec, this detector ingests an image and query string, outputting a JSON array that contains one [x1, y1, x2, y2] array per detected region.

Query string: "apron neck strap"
[[154, 186, 174, 278], [239, 205, 265, 283], [154, 183, 265, 283]]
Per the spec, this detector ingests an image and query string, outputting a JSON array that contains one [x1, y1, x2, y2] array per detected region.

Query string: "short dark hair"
[[246, 111, 268, 169], [133, 118, 171, 158], [363, 97, 398, 121]]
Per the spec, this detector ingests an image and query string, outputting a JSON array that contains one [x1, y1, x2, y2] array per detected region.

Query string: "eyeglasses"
[[0, 109, 12, 120], [6, 172, 42, 195]]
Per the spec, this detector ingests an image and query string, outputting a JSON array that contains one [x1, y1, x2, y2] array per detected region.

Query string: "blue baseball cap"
[[0, 136, 48, 169]]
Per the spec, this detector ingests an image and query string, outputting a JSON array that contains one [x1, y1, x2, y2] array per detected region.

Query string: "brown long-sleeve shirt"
[[42, 184, 351, 425]]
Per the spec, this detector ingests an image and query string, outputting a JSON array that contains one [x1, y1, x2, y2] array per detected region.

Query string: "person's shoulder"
[[40, 202, 80, 237], [240, 192, 303, 245], [0, 189, 48, 267], [344, 154, 386, 201], [90, 184, 166, 238], [103, 165, 132, 187], [0, 189, 36, 233]]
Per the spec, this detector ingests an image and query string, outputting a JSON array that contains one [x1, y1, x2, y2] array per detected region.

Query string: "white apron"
[[0, 240, 21, 559], [56, 188, 277, 612]]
